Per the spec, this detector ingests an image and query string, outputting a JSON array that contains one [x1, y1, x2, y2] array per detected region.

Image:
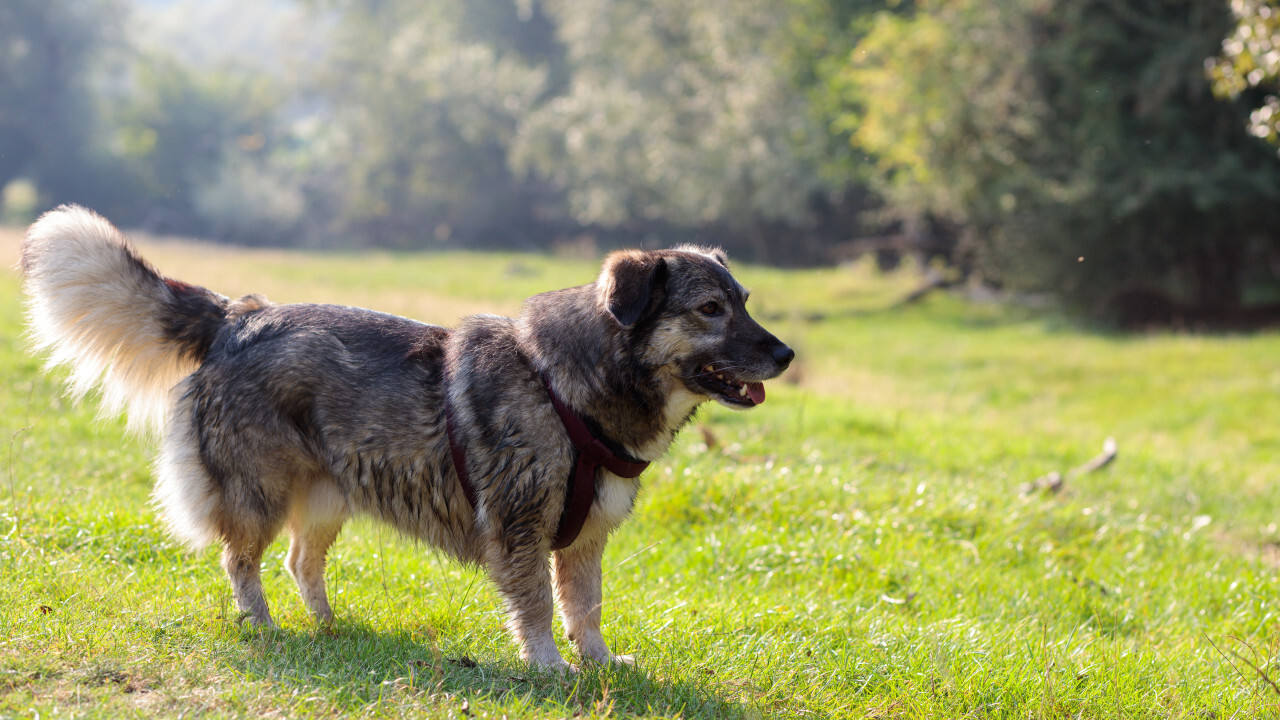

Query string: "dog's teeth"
[[738, 385, 748, 396], [704, 365, 714, 373], [716, 373, 725, 380]]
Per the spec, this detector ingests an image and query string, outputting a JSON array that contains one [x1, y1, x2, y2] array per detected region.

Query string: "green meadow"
[[2, 231, 1279, 718]]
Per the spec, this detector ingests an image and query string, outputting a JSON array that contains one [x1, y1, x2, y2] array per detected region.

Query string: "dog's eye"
[[699, 302, 720, 316]]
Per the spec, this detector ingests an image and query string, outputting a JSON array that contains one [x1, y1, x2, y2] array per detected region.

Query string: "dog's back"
[[177, 302, 472, 551]]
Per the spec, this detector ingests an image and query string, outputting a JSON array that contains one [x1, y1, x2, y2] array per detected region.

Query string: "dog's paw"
[[530, 657, 575, 674], [523, 643, 573, 674], [234, 611, 277, 630], [578, 651, 636, 667]]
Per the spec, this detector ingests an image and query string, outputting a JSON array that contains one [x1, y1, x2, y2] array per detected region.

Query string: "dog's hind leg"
[[216, 474, 294, 628], [221, 540, 274, 627], [285, 480, 348, 624]]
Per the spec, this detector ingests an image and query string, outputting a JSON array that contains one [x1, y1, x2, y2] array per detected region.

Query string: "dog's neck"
[[518, 285, 701, 462]]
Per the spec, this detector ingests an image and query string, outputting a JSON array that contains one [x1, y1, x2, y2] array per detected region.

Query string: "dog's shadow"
[[220, 622, 746, 717]]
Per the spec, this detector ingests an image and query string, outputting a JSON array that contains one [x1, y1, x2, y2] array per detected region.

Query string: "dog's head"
[[597, 246, 794, 410]]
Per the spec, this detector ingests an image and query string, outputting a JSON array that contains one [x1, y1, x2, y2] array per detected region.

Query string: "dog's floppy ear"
[[598, 250, 669, 328]]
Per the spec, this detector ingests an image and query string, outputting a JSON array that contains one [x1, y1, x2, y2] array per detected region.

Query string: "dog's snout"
[[772, 344, 795, 370]]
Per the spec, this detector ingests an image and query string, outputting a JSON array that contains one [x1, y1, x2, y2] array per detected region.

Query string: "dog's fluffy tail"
[[21, 205, 230, 435]]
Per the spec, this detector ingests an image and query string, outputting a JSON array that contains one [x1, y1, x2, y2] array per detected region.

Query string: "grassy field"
[[2, 227, 1280, 718]]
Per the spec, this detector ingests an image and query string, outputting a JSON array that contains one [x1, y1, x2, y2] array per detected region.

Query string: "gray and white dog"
[[20, 205, 793, 670]]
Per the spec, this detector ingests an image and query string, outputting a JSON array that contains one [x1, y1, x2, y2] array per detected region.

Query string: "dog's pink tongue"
[[746, 382, 766, 405]]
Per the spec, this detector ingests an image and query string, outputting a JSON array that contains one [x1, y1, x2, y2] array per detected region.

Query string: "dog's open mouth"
[[697, 364, 767, 407]]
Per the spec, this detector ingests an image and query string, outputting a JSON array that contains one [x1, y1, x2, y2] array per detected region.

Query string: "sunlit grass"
[[2, 227, 1280, 717]]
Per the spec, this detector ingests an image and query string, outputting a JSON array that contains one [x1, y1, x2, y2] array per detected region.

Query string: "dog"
[[20, 205, 793, 670]]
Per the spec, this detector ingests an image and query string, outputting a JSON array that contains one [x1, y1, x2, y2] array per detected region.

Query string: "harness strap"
[[443, 372, 650, 551], [540, 373, 649, 549], [443, 399, 478, 510]]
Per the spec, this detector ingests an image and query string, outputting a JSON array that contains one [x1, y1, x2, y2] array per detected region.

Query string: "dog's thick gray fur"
[[20, 205, 793, 669]]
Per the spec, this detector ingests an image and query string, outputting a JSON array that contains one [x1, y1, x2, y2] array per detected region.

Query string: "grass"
[[2, 228, 1280, 717]]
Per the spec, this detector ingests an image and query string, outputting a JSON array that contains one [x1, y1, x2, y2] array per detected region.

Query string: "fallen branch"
[[891, 270, 961, 309], [1072, 437, 1118, 475], [1021, 437, 1118, 495]]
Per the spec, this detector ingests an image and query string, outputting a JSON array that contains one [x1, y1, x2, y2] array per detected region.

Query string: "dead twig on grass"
[[1021, 437, 1118, 496]]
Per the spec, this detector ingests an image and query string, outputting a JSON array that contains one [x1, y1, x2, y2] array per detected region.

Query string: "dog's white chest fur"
[[590, 473, 642, 534]]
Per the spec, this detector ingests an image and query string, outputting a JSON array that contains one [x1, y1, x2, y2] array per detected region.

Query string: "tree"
[[511, 0, 859, 263], [833, 0, 1039, 250], [110, 57, 301, 241], [308, 0, 554, 249], [0, 0, 126, 203], [1209, 0, 1280, 146], [837, 0, 1280, 316]]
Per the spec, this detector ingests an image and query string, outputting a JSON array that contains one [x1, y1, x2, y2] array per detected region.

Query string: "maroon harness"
[[445, 373, 650, 550]]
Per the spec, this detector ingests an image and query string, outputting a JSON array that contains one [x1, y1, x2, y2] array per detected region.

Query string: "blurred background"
[[2, 0, 1278, 325]]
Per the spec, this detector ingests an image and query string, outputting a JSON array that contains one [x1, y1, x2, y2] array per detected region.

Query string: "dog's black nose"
[[772, 344, 795, 369]]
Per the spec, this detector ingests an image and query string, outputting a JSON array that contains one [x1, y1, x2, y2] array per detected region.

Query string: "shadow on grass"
[[219, 622, 746, 718]]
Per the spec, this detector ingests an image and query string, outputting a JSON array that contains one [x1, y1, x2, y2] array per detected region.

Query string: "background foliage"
[[1211, 0, 1280, 144], [837, 0, 1280, 314], [2, 0, 1280, 321]]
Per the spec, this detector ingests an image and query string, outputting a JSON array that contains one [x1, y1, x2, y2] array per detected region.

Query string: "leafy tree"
[[838, 0, 1280, 315], [1209, 0, 1280, 145], [834, 0, 1038, 247], [0, 0, 126, 203], [110, 57, 294, 239], [304, 0, 899, 260], [308, 0, 554, 249], [511, 0, 859, 262]]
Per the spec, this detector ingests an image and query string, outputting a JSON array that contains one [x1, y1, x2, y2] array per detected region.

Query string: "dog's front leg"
[[486, 536, 569, 671], [553, 535, 628, 665]]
